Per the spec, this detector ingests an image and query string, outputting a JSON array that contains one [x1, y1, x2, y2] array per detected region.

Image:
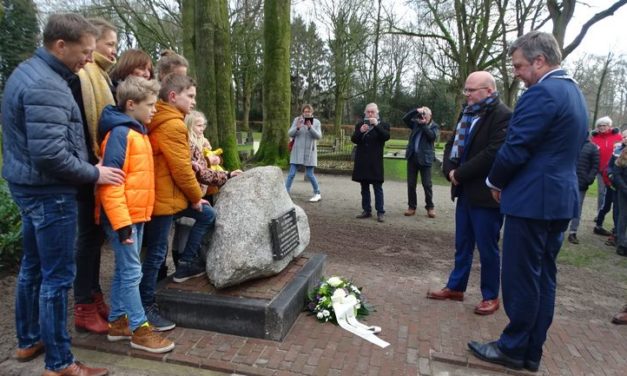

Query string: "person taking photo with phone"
[[285, 104, 322, 202]]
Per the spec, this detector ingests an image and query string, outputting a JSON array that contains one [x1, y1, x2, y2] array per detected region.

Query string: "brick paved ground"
[[72, 256, 627, 376], [67, 173, 627, 376]]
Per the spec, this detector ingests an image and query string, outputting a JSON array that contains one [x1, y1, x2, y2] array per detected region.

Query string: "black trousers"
[[407, 159, 433, 210], [73, 193, 106, 304]]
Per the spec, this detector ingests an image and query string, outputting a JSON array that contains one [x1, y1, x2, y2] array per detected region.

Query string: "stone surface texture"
[[205, 166, 310, 288]]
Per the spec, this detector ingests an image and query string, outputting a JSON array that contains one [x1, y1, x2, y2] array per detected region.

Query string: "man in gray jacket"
[[1, 13, 123, 376]]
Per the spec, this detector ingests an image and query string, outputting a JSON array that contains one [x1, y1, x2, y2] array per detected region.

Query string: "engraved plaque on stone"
[[269, 208, 300, 260]]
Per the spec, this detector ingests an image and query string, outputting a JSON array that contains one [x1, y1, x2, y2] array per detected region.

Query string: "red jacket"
[[591, 128, 622, 185]]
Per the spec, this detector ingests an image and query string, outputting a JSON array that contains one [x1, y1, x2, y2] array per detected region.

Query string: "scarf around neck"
[[450, 92, 499, 161], [78, 51, 116, 156]]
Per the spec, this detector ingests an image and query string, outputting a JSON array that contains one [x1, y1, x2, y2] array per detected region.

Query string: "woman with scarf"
[[74, 18, 119, 334]]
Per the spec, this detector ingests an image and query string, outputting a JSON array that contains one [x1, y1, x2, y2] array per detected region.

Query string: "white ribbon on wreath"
[[331, 289, 390, 348]]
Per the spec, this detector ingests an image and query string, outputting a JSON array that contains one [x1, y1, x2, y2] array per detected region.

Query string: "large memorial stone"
[[205, 166, 310, 288]]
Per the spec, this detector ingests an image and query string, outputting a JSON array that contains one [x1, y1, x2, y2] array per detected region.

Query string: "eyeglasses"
[[462, 87, 488, 95]]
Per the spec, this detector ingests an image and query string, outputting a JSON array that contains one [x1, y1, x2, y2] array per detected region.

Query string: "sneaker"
[[173, 260, 205, 283], [144, 303, 175, 331], [107, 315, 132, 342], [593, 226, 612, 236], [567, 233, 579, 244], [131, 323, 175, 353], [309, 193, 322, 202]]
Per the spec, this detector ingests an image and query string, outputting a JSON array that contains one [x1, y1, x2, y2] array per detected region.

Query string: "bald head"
[[464, 71, 497, 105], [467, 71, 496, 90]]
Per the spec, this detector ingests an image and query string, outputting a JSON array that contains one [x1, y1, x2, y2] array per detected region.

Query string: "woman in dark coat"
[[351, 103, 391, 222]]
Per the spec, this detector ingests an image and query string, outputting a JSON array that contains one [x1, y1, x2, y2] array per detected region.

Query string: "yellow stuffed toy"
[[203, 146, 224, 195]]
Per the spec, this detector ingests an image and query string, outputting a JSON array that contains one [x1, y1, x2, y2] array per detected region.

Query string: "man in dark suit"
[[468, 31, 588, 373], [402, 106, 439, 218], [427, 71, 511, 316]]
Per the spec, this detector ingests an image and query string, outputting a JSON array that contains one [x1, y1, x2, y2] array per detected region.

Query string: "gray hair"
[[508, 31, 562, 66], [365, 103, 379, 114], [595, 116, 613, 127]]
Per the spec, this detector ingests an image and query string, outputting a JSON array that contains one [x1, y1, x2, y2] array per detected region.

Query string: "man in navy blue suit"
[[467, 31, 588, 373]]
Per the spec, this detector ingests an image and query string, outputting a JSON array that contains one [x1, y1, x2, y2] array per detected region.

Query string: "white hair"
[[595, 116, 612, 127]]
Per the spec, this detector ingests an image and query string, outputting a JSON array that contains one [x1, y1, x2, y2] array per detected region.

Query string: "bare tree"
[[548, 0, 627, 59]]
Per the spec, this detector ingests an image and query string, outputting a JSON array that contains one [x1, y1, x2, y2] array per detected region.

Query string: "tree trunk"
[[214, 0, 240, 170], [194, 0, 218, 144], [255, 0, 291, 165], [594, 53, 613, 124], [181, 0, 196, 78], [370, 0, 382, 102]]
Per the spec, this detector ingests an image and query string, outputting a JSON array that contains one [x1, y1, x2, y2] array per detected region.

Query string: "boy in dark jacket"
[[567, 138, 600, 244]]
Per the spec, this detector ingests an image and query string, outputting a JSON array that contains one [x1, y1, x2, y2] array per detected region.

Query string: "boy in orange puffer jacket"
[[96, 76, 174, 354], [140, 73, 217, 331]]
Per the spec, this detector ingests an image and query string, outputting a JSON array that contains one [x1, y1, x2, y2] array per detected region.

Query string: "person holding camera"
[[402, 106, 439, 218], [285, 104, 322, 202], [351, 103, 391, 222], [428, 71, 511, 316]]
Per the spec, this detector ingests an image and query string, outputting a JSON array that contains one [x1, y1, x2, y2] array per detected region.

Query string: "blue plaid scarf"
[[450, 92, 499, 161]]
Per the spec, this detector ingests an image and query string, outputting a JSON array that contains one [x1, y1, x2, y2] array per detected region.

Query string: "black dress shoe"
[[377, 213, 384, 222], [467, 341, 524, 370], [593, 226, 612, 236], [356, 211, 372, 219], [524, 359, 540, 372]]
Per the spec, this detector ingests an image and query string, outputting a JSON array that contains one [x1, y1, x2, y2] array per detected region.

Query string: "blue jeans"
[[360, 181, 384, 214], [568, 190, 586, 233], [101, 216, 147, 331], [140, 215, 173, 307], [596, 186, 616, 230], [285, 164, 320, 194], [12, 192, 77, 371], [141, 204, 214, 306], [175, 204, 216, 263]]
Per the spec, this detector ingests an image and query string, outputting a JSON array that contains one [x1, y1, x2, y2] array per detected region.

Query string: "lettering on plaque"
[[269, 208, 300, 260]]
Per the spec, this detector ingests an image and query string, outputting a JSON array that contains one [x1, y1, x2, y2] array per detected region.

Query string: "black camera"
[[416, 111, 425, 120], [304, 116, 314, 124]]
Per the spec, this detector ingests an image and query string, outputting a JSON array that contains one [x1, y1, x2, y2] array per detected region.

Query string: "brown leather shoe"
[[74, 303, 108, 334], [15, 341, 44, 362], [426, 288, 464, 301], [404, 208, 416, 216], [42, 361, 108, 376], [611, 305, 627, 325], [427, 208, 436, 218], [474, 299, 500, 315]]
